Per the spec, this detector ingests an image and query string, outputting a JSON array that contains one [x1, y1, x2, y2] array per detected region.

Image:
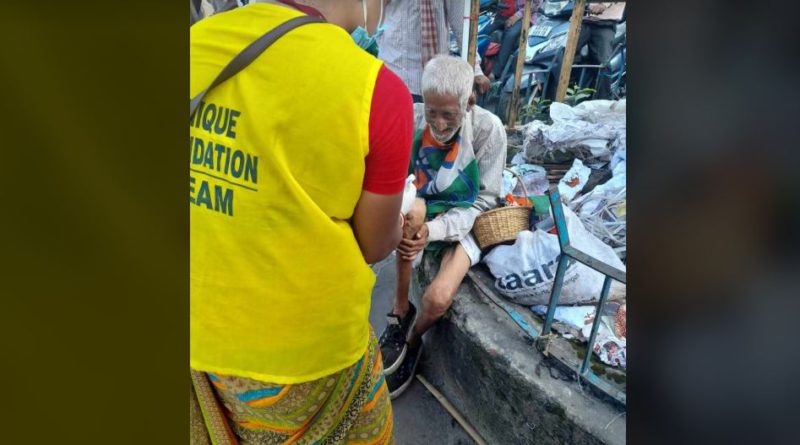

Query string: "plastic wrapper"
[[521, 99, 626, 165]]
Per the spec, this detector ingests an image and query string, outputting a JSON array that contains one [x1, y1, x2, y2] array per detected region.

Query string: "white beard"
[[430, 122, 463, 144]]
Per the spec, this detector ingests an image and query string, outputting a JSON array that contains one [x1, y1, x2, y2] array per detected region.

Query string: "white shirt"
[[377, 0, 482, 96]]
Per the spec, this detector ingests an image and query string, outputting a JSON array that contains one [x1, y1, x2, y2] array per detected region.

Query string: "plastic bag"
[[483, 207, 626, 306], [400, 174, 417, 215], [570, 168, 626, 258], [510, 152, 526, 166], [530, 303, 627, 368], [502, 165, 550, 207], [557, 158, 591, 203]]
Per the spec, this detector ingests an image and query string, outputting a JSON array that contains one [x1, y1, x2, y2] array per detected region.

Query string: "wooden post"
[[467, 0, 480, 67], [506, 0, 534, 128], [555, 0, 586, 102]]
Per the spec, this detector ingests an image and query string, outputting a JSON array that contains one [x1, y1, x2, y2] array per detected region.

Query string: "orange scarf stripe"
[[443, 144, 459, 163]]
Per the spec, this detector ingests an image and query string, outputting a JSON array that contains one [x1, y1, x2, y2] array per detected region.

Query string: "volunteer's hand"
[[474, 74, 491, 94], [506, 14, 520, 29], [397, 224, 429, 261]]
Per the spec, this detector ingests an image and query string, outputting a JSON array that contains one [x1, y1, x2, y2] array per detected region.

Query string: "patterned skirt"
[[198, 329, 393, 445]]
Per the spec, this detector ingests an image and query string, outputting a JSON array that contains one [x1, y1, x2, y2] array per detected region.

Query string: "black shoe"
[[386, 343, 423, 399], [378, 303, 417, 375]]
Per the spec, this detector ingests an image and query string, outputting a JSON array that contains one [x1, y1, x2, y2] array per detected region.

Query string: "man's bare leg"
[[393, 198, 427, 318], [407, 243, 472, 349]]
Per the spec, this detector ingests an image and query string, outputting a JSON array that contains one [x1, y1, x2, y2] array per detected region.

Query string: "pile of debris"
[[522, 100, 626, 166], [518, 99, 627, 260], [481, 99, 627, 369]]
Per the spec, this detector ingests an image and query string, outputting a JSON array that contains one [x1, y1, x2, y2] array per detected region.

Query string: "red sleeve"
[[363, 65, 413, 195]]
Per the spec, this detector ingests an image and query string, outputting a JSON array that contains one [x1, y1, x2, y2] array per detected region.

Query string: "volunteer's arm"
[[352, 192, 404, 264], [352, 65, 414, 264]]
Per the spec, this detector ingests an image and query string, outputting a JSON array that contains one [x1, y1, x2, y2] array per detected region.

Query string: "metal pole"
[[506, 0, 534, 128], [542, 187, 572, 335], [580, 275, 613, 375], [547, 188, 570, 249], [467, 0, 480, 67], [541, 254, 569, 335], [555, 0, 585, 102], [461, 0, 471, 61]]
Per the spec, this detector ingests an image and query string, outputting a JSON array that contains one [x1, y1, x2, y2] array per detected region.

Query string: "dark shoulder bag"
[[190, 15, 324, 118]]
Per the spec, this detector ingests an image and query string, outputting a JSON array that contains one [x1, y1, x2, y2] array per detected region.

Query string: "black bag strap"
[[190, 15, 323, 117]]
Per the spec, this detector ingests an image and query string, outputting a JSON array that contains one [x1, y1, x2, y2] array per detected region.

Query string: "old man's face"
[[422, 91, 464, 144]]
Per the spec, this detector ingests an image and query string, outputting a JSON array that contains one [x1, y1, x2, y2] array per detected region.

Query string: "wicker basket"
[[472, 169, 533, 250]]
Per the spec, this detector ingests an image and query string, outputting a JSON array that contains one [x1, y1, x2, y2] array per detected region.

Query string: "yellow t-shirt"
[[190, 4, 382, 384]]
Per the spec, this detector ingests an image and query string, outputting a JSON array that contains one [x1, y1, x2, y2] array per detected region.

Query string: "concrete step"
[[411, 257, 626, 445]]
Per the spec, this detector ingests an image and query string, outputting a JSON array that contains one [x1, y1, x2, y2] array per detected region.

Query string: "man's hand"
[[396, 223, 429, 262], [505, 14, 520, 29], [474, 74, 491, 95]]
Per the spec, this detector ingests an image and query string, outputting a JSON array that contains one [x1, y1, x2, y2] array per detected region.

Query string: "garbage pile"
[[522, 100, 626, 165], [530, 302, 627, 369], [480, 99, 628, 368], [520, 99, 627, 259], [571, 159, 626, 259]]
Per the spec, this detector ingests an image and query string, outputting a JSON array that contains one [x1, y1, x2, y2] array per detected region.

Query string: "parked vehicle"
[[491, 0, 626, 123], [449, 0, 506, 62], [607, 21, 626, 99]]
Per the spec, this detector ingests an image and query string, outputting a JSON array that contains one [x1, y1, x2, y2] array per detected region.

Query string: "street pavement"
[[370, 254, 476, 445]]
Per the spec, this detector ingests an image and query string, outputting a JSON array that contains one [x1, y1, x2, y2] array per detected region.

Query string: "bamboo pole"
[[555, 0, 586, 102], [467, 0, 480, 67], [506, 0, 534, 128], [417, 375, 488, 445]]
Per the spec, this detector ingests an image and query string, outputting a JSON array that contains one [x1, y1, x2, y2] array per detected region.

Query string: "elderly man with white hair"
[[380, 55, 507, 398]]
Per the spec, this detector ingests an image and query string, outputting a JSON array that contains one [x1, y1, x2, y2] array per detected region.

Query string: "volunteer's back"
[[190, 3, 384, 384]]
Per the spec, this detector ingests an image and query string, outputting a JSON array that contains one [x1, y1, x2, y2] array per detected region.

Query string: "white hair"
[[421, 55, 474, 110]]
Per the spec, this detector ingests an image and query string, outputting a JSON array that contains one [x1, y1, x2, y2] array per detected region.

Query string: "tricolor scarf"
[[412, 121, 480, 219]]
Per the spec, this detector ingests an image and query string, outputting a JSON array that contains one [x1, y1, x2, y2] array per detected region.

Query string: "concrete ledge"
[[411, 256, 626, 445]]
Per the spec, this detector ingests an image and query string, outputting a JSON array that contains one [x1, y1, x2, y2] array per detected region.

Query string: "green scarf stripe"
[[412, 130, 480, 218], [424, 159, 479, 217]]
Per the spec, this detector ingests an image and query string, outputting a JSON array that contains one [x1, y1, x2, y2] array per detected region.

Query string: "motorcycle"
[[606, 21, 626, 99], [448, 0, 514, 107], [449, 0, 506, 62], [493, 0, 626, 122]]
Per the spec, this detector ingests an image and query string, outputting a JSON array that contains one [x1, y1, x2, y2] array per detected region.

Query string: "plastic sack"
[[400, 174, 417, 215], [483, 207, 626, 306], [521, 99, 625, 164], [570, 99, 627, 127]]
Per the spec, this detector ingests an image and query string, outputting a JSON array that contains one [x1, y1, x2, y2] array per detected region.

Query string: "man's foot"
[[378, 302, 417, 375], [386, 342, 423, 399]]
